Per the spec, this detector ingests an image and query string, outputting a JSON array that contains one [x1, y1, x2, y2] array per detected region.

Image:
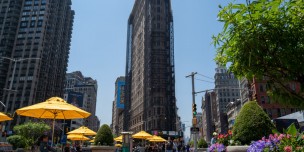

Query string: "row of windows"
[[20, 20, 43, 28], [22, 10, 44, 16], [21, 16, 44, 21], [19, 27, 42, 32], [23, 5, 46, 11], [24, 0, 46, 6], [264, 108, 297, 118], [260, 96, 271, 104], [219, 98, 238, 103], [17, 33, 41, 38], [219, 92, 239, 97]]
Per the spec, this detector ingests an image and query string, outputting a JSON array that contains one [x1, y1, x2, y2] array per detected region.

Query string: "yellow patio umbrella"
[[0, 112, 12, 122], [15, 97, 91, 146], [147, 135, 167, 142], [132, 131, 152, 139], [89, 139, 94, 143], [114, 135, 122, 142], [67, 134, 90, 141], [115, 144, 122, 147], [67, 126, 97, 136]]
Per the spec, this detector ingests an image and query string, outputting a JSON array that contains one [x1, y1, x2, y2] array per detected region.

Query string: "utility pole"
[[186, 72, 197, 152], [2, 57, 40, 129]]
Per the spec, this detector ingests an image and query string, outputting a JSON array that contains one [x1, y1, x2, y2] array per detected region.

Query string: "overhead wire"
[[194, 78, 214, 84], [197, 73, 214, 80]]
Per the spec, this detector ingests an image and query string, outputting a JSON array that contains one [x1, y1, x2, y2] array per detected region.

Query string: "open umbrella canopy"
[[114, 135, 122, 142], [115, 144, 122, 147], [0, 112, 12, 122], [15, 97, 91, 146], [67, 126, 97, 136], [147, 135, 167, 142], [132, 131, 152, 139], [67, 134, 90, 141], [16, 97, 91, 119]]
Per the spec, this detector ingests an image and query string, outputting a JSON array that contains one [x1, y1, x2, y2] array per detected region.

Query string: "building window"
[[30, 21, 35, 27], [261, 96, 265, 104], [259, 84, 264, 92], [277, 109, 281, 117], [20, 21, 28, 27], [267, 109, 272, 118], [281, 108, 286, 116], [266, 96, 271, 104]]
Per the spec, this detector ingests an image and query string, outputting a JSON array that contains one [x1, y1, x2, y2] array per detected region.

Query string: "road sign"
[[190, 127, 199, 134]]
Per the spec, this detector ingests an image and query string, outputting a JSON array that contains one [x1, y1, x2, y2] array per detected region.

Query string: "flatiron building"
[[124, 0, 176, 133]]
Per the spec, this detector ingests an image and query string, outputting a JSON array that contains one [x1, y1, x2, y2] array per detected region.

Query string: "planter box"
[[90, 146, 117, 152], [226, 146, 249, 152], [197, 148, 208, 152]]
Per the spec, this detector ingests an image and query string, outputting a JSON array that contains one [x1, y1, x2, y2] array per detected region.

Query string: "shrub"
[[7, 135, 26, 150], [232, 101, 275, 144], [188, 140, 194, 147], [198, 138, 208, 148], [94, 124, 113, 146], [6, 121, 50, 149]]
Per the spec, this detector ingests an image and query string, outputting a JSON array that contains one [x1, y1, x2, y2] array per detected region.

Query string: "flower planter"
[[197, 148, 208, 152], [90, 145, 116, 152], [226, 146, 249, 152]]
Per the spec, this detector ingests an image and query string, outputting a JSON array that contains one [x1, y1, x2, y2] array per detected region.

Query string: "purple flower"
[[209, 143, 226, 152]]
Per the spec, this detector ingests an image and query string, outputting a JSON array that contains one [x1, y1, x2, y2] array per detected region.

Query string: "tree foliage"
[[213, 0, 304, 107], [7, 121, 50, 149], [94, 124, 113, 146], [233, 101, 275, 144], [7, 135, 26, 150]]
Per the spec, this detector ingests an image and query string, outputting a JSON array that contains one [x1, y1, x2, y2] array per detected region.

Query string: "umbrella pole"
[[51, 117, 55, 147]]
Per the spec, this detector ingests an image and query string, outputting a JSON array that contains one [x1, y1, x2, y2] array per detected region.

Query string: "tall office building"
[[214, 65, 240, 133], [65, 71, 99, 132], [111, 76, 125, 136], [0, 0, 74, 129], [124, 0, 176, 134]]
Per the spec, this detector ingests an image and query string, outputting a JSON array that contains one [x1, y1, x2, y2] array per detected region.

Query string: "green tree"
[[7, 135, 26, 150], [7, 121, 50, 149], [213, 0, 304, 107], [94, 124, 113, 146], [198, 138, 208, 148], [233, 101, 275, 144]]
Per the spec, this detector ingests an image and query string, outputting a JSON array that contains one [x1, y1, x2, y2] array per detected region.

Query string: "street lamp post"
[[1, 57, 40, 128], [2, 57, 40, 103]]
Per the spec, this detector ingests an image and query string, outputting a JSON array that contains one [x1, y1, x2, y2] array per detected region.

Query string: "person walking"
[[211, 132, 218, 145], [166, 137, 173, 152]]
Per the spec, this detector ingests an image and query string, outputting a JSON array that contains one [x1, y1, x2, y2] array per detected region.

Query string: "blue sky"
[[69, 0, 231, 137]]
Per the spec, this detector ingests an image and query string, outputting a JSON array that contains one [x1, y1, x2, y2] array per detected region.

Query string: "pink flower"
[[278, 134, 285, 140], [286, 134, 291, 139], [284, 146, 292, 152]]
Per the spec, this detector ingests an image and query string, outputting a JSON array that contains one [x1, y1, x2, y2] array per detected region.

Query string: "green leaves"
[[213, 0, 304, 108], [285, 123, 297, 137], [233, 101, 275, 144], [95, 124, 113, 146], [7, 121, 50, 149]]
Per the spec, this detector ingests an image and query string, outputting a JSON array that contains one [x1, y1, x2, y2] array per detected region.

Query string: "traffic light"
[[192, 103, 197, 116]]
